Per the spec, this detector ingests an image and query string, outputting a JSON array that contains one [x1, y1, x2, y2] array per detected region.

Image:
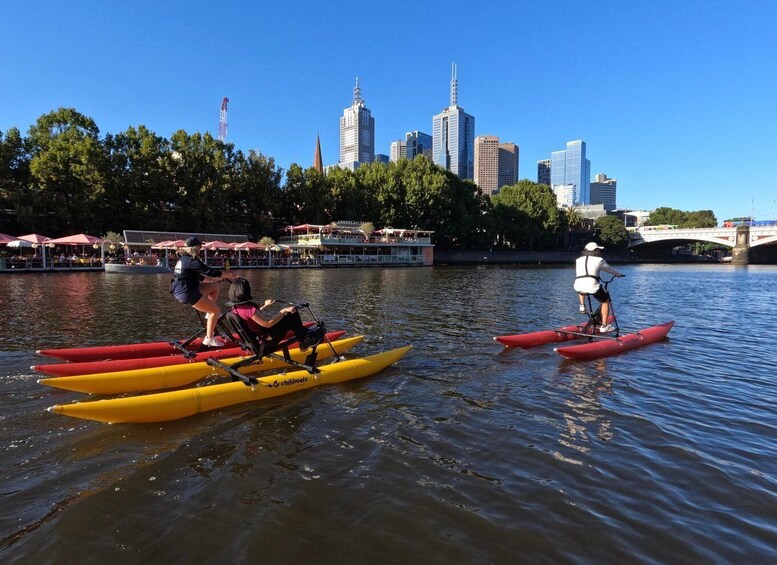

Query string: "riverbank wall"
[[432, 249, 732, 265]]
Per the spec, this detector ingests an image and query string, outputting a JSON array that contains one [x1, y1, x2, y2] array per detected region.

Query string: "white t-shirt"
[[574, 255, 622, 294]]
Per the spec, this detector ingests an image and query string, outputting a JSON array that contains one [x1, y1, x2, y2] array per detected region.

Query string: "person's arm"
[[249, 306, 295, 329], [599, 260, 624, 277]]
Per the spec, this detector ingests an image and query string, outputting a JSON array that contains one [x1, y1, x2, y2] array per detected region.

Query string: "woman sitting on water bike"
[[227, 278, 324, 351]]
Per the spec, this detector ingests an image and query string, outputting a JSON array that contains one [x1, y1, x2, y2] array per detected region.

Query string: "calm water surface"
[[1, 265, 776, 563]]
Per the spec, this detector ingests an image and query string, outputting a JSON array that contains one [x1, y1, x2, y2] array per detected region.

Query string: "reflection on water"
[[553, 360, 614, 465], [2, 265, 777, 561]]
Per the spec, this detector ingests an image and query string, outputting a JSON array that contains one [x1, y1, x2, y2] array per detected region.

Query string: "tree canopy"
[[645, 207, 717, 228], [1, 107, 711, 251]]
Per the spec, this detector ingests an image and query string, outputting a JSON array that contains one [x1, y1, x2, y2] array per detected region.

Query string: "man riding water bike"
[[574, 242, 624, 333]]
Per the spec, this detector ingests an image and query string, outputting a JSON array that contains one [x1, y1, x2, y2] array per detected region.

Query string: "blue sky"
[[1, 0, 775, 224]]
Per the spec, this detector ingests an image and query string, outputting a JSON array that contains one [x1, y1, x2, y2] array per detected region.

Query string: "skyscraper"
[[550, 140, 591, 206], [537, 159, 551, 186], [590, 172, 617, 210], [433, 64, 475, 180], [405, 131, 433, 160], [498, 142, 519, 189], [474, 135, 499, 196], [390, 140, 406, 162], [340, 78, 375, 166]]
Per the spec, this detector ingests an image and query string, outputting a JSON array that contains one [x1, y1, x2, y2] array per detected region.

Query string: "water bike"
[[43, 300, 412, 422], [494, 275, 674, 360]]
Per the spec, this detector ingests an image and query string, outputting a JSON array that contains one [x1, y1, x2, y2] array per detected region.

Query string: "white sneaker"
[[599, 324, 615, 333], [579, 305, 586, 313], [203, 336, 226, 347]]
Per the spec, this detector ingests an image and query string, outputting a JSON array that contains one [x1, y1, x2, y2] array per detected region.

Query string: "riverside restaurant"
[[0, 224, 434, 272], [278, 223, 434, 267]]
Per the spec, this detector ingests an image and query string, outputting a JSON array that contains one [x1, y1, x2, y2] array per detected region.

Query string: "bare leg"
[[193, 292, 220, 340], [601, 300, 610, 325]]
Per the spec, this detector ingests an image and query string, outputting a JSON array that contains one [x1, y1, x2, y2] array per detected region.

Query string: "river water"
[[0, 265, 775, 563]]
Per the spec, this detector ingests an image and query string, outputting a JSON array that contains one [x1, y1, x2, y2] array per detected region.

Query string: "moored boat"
[[47, 345, 412, 423], [105, 263, 171, 274], [38, 335, 363, 394], [554, 321, 674, 361]]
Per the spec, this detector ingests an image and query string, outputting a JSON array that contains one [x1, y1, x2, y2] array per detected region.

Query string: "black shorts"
[[174, 290, 202, 306], [590, 287, 610, 303]]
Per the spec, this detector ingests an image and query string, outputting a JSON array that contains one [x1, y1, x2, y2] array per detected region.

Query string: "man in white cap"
[[574, 242, 624, 332]]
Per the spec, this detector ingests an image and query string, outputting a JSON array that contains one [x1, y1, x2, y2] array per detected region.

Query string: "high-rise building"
[[498, 142, 519, 189], [537, 159, 551, 186], [375, 154, 390, 164], [390, 140, 406, 162], [550, 140, 591, 206], [340, 78, 375, 165], [433, 64, 475, 180], [590, 172, 617, 210], [405, 131, 433, 160], [474, 135, 499, 195]]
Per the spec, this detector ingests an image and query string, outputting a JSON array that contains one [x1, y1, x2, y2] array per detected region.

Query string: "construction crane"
[[218, 97, 229, 141]]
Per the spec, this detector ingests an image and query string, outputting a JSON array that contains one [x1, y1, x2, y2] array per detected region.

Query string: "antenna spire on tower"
[[450, 63, 458, 107], [218, 97, 229, 141], [353, 77, 363, 105]]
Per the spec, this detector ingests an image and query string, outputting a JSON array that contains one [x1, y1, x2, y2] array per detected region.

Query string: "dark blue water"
[[1, 265, 775, 562]]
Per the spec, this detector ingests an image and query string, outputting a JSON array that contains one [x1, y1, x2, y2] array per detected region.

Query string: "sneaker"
[[599, 324, 615, 333], [202, 336, 226, 347], [299, 326, 324, 352], [578, 305, 586, 313]]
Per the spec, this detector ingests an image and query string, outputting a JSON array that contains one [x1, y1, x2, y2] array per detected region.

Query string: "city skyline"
[[1, 1, 776, 224]]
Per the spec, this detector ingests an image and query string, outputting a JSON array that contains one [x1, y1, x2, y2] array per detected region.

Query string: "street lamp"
[[32, 239, 55, 268], [93, 239, 116, 268]]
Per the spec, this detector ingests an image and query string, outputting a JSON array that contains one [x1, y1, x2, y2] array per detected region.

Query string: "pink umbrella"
[[202, 240, 233, 250], [47, 233, 103, 246], [233, 241, 265, 250], [0, 232, 19, 244], [18, 233, 52, 244]]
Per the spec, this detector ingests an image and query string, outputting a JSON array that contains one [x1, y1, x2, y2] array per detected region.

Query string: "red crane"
[[218, 97, 229, 141]]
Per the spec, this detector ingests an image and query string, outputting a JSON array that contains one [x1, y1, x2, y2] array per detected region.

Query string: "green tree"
[[104, 125, 174, 232], [491, 180, 561, 249], [229, 150, 284, 238], [27, 108, 108, 234], [0, 127, 31, 232], [645, 207, 717, 228], [281, 163, 329, 227], [595, 215, 630, 250]]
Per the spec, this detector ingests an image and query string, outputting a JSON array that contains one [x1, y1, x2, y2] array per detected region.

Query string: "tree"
[[646, 207, 717, 228], [595, 215, 630, 250], [491, 180, 561, 249], [27, 108, 108, 234], [0, 127, 31, 232], [104, 125, 174, 232]]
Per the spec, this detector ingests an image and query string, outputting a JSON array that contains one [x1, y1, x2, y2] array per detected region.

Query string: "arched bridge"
[[629, 226, 777, 248]]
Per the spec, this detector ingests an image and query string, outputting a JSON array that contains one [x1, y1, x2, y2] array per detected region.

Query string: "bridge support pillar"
[[732, 225, 749, 265]]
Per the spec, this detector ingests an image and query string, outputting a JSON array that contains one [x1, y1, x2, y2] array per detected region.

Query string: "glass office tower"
[[550, 140, 591, 206], [405, 131, 433, 159], [433, 64, 475, 180]]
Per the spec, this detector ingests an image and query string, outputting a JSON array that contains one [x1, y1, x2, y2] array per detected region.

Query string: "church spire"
[[313, 132, 323, 173]]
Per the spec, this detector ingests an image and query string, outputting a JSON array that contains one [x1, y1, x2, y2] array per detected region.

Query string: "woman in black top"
[[170, 237, 235, 347]]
